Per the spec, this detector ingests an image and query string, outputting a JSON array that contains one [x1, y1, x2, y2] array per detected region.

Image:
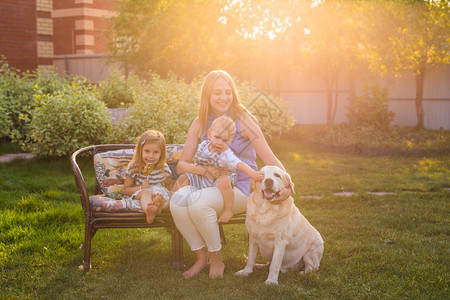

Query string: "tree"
[[378, 0, 450, 128], [303, 0, 367, 125], [109, 0, 235, 80], [108, 0, 309, 86], [220, 0, 308, 96]]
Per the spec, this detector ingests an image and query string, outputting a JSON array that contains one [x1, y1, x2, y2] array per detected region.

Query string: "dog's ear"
[[284, 171, 295, 194], [250, 179, 255, 193]]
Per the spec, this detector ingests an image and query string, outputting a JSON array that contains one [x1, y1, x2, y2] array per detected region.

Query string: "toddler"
[[123, 129, 173, 224], [172, 116, 263, 222]]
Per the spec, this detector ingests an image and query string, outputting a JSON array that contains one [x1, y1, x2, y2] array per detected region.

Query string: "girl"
[[123, 129, 172, 224]]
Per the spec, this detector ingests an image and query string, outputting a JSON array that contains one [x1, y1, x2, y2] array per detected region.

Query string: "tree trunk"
[[326, 79, 333, 125], [348, 72, 356, 110], [331, 75, 339, 124], [415, 70, 425, 129], [262, 71, 281, 98], [274, 72, 281, 99]]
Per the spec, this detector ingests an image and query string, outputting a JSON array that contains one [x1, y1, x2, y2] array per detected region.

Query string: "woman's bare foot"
[[144, 204, 158, 224], [182, 248, 208, 278], [209, 250, 225, 279]]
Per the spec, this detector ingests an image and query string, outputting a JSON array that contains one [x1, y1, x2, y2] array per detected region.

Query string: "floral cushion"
[[89, 194, 143, 212], [93, 149, 134, 200], [91, 144, 183, 212]]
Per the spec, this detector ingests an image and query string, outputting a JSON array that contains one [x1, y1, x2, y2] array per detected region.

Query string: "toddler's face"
[[208, 125, 231, 153], [142, 142, 161, 165]]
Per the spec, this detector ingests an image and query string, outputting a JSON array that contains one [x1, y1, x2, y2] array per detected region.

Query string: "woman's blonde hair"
[[129, 129, 167, 177], [197, 70, 254, 138], [209, 116, 237, 144]]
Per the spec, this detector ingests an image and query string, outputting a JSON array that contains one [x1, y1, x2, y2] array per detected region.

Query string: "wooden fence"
[[53, 54, 116, 84]]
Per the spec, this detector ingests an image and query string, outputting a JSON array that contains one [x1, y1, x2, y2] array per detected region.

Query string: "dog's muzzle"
[[261, 178, 280, 201]]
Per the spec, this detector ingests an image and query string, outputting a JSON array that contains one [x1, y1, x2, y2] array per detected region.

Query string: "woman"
[[170, 70, 291, 279]]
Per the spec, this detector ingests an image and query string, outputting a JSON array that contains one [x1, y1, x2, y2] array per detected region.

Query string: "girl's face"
[[207, 124, 230, 153], [209, 77, 233, 116], [141, 142, 161, 165]]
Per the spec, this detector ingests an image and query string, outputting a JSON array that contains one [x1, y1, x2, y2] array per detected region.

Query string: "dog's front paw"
[[264, 278, 278, 285], [235, 267, 253, 276]]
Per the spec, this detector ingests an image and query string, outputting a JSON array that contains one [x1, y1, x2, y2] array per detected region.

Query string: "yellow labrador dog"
[[235, 166, 324, 285]]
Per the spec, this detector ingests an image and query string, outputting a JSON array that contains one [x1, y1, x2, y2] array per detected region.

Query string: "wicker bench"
[[71, 144, 245, 271]]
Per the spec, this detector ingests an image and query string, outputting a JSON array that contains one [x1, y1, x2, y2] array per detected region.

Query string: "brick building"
[[53, 0, 116, 55], [0, 0, 53, 71], [0, 0, 116, 72]]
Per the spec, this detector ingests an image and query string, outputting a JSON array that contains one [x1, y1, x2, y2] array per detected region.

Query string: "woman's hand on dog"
[[274, 186, 292, 201]]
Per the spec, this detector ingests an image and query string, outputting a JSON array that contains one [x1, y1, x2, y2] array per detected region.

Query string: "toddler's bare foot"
[[209, 251, 225, 279], [182, 257, 207, 278], [218, 210, 233, 223], [144, 204, 158, 224]]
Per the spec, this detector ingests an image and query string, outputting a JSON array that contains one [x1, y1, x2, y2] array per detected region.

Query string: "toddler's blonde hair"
[[209, 116, 236, 144]]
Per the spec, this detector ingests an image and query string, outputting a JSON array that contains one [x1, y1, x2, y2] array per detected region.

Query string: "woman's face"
[[209, 77, 233, 116]]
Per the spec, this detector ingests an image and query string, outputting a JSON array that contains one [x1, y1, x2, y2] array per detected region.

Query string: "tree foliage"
[[108, 0, 449, 128], [390, 0, 449, 128], [302, 0, 369, 124], [110, 0, 236, 81], [366, 0, 450, 128], [109, 0, 311, 83]]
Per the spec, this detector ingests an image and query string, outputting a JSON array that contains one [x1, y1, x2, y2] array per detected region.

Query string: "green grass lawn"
[[1, 140, 449, 299]]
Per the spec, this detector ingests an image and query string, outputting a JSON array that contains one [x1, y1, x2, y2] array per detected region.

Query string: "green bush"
[[0, 95, 12, 140], [0, 58, 36, 141], [347, 84, 394, 130], [97, 68, 142, 108], [0, 58, 69, 142], [123, 74, 200, 144], [33, 67, 69, 95], [24, 79, 114, 156]]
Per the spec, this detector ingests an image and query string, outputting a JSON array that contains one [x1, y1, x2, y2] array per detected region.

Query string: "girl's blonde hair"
[[197, 70, 255, 138], [209, 116, 237, 144], [129, 129, 167, 177]]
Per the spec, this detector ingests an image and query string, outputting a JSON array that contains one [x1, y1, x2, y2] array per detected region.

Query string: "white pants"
[[170, 185, 248, 252]]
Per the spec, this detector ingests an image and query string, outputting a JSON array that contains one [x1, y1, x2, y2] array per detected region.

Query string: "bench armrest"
[[70, 144, 136, 213], [71, 146, 93, 213]]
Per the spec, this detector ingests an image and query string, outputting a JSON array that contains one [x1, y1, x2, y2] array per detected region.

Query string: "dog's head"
[[256, 166, 295, 203]]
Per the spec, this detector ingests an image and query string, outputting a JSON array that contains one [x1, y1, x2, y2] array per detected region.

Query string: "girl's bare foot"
[[182, 248, 208, 278], [153, 193, 165, 213], [144, 204, 158, 224], [209, 250, 225, 279]]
